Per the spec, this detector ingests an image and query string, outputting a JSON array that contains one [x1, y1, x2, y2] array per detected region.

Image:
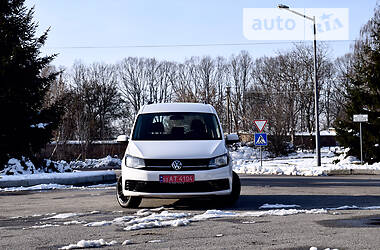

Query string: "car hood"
[[126, 140, 227, 159]]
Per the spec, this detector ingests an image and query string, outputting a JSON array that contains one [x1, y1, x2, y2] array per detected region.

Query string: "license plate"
[[159, 174, 195, 183]]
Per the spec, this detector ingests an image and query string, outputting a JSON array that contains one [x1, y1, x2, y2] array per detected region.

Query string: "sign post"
[[254, 120, 268, 167], [353, 114, 368, 165]]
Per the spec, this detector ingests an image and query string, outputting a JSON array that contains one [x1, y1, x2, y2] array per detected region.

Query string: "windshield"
[[132, 112, 222, 140]]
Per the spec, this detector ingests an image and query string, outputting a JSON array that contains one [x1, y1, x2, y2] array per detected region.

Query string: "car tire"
[[116, 176, 142, 208], [214, 171, 241, 207], [228, 171, 241, 204]]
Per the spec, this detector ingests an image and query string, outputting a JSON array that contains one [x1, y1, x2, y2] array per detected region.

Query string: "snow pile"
[[59, 239, 117, 250], [0, 182, 116, 192], [44, 159, 72, 173], [121, 208, 329, 231], [190, 210, 239, 221], [231, 146, 380, 176], [92, 206, 332, 231], [1, 158, 37, 175], [25, 224, 60, 229], [329, 205, 380, 211], [1, 157, 71, 176], [1, 155, 120, 176], [229, 146, 264, 167], [30, 123, 49, 129], [242, 208, 328, 217], [70, 156, 121, 169], [310, 247, 339, 250], [148, 240, 163, 243], [112, 215, 137, 224], [123, 210, 191, 231], [44, 211, 99, 220], [84, 221, 113, 227], [63, 220, 86, 225], [122, 240, 132, 245], [16, 204, 380, 244], [0, 184, 70, 192], [2, 146, 379, 180], [45, 213, 81, 220], [259, 203, 301, 209]]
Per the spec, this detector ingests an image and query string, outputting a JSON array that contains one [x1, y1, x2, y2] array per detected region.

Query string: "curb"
[[327, 169, 380, 176], [0, 171, 116, 188]]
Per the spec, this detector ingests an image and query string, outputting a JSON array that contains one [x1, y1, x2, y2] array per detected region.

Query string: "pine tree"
[[0, 0, 61, 168], [334, 4, 380, 164]]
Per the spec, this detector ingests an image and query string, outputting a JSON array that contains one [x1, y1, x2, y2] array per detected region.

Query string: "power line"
[[48, 40, 357, 49]]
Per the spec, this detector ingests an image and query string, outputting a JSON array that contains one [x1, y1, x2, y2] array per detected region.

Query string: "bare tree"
[[228, 51, 252, 132], [118, 57, 147, 116]]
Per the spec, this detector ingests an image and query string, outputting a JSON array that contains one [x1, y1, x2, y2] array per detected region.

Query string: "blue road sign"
[[254, 133, 267, 146]]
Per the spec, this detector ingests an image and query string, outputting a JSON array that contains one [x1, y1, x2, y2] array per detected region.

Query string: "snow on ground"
[[84, 221, 113, 227], [11, 204, 380, 250], [44, 211, 99, 220], [122, 240, 132, 245], [190, 210, 239, 221], [0, 171, 114, 181], [70, 156, 121, 170], [123, 210, 191, 230], [329, 205, 380, 210], [102, 205, 380, 231], [259, 203, 301, 209], [45, 213, 79, 220], [241, 208, 328, 217], [310, 247, 339, 250], [1, 146, 379, 183], [232, 146, 380, 176], [63, 220, 86, 225], [112, 215, 137, 224], [0, 156, 120, 176], [0, 182, 116, 192], [0, 157, 72, 175], [24, 224, 60, 230], [0, 183, 70, 192], [59, 239, 118, 250]]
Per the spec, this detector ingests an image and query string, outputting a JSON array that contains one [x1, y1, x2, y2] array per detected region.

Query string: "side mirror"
[[225, 134, 239, 145], [116, 135, 129, 143]]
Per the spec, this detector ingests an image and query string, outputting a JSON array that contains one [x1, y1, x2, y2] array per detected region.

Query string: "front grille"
[[143, 158, 211, 171], [125, 179, 230, 193], [144, 158, 210, 166], [140, 166, 209, 171]]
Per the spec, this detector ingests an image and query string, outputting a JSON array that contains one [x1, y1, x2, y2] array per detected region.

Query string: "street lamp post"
[[278, 4, 321, 166]]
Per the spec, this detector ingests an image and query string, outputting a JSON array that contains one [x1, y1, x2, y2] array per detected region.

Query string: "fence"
[[39, 141, 127, 161], [239, 132, 337, 149]]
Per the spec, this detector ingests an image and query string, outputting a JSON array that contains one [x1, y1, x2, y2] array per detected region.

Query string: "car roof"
[[138, 103, 217, 114]]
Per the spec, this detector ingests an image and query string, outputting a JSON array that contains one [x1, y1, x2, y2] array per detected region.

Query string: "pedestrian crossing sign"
[[254, 133, 267, 146]]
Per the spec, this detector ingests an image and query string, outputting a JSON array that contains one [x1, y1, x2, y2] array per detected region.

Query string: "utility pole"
[[226, 86, 231, 134]]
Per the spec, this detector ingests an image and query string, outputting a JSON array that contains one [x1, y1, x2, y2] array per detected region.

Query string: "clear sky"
[[25, 0, 377, 68]]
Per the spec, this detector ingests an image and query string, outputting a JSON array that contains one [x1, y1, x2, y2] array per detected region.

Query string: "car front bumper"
[[121, 165, 232, 198]]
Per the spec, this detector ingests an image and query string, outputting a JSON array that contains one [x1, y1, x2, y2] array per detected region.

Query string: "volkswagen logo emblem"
[[171, 160, 182, 170]]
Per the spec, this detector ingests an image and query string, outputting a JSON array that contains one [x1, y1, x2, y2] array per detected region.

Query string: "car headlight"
[[209, 154, 228, 168], [125, 155, 145, 169]]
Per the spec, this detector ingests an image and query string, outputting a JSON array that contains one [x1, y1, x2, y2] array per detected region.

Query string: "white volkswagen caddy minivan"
[[116, 103, 240, 208]]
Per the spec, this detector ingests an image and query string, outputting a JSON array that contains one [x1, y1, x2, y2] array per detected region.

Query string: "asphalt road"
[[1, 175, 380, 250]]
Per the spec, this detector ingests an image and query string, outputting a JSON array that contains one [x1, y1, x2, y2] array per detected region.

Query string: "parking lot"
[[1, 175, 380, 249]]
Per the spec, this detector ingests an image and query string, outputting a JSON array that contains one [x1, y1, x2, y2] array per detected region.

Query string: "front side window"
[[132, 112, 222, 140]]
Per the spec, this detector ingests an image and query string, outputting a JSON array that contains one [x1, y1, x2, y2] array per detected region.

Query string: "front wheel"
[[214, 171, 241, 207], [228, 171, 241, 204], [116, 176, 142, 208]]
